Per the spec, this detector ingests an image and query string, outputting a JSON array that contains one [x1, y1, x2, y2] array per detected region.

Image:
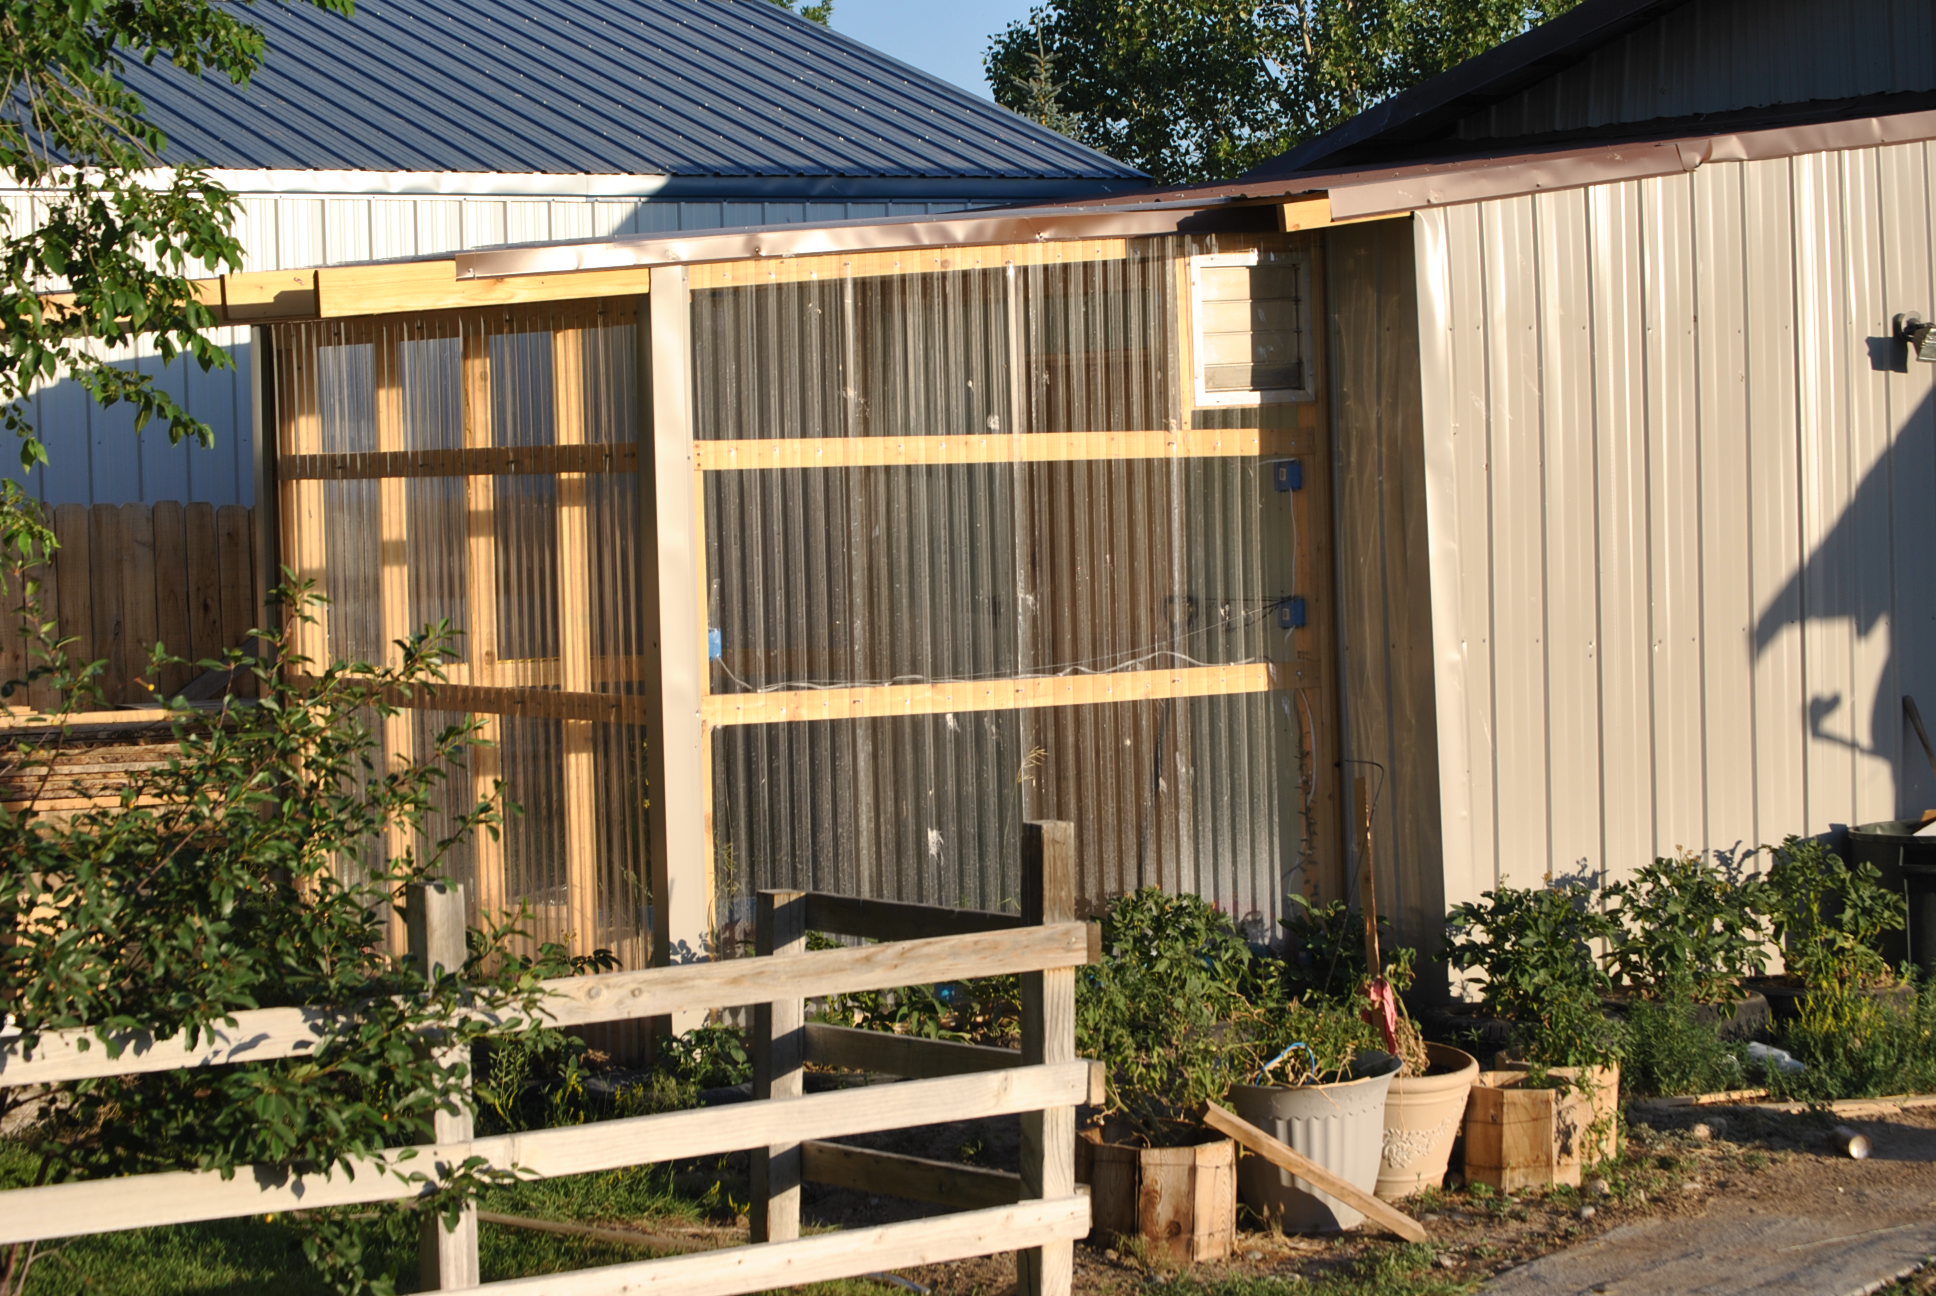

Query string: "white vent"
[[1190, 250, 1311, 407]]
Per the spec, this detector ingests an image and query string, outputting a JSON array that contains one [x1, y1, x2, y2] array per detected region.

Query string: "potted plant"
[[1606, 851, 1773, 1037], [1279, 901, 1480, 1202], [1749, 835, 1910, 1021], [1442, 884, 1626, 1190], [1227, 991, 1397, 1232], [1365, 949, 1480, 1202], [1075, 889, 1247, 1263]]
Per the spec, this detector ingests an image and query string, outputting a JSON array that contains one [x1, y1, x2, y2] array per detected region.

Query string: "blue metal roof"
[[117, 0, 1143, 194]]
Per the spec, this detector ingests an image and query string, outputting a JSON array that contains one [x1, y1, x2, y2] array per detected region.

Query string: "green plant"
[[1239, 991, 1382, 1086], [1278, 895, 1389, 1000], [657, 1022, 754, 1091], [807, 931, 1021, 1046], [1441, 884, 1624, 1070], [1622, 998, 1750, 1097], [0, 575, 562, 1296], [1606, 852, 1770, 1003], [1762, 836, 1907, 990], [1766, 976, 1936, 1101], [1077, 888, 1258, 1146]]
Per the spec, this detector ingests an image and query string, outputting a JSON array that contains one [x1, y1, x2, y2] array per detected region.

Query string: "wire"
[[713, 601, 1284, 696]]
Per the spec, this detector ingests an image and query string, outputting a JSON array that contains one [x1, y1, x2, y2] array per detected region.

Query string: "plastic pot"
[[1376, 1043, 1479, 1201], [1227, 1049, 1399, 1232]]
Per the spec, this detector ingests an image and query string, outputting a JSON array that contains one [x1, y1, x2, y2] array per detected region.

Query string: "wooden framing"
[[280, 443, 636, 481], [461, 328, 507, 919], [552, 323, 602, 953], [691, 425, 1310, 471]]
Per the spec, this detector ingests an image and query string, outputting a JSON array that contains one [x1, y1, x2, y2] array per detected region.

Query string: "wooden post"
[[405, 881, 481, 1290], [1019, 821, 1076, 1296], [751, 889, 806, 1243]]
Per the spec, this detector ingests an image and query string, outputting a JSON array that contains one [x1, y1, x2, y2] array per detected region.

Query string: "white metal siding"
[[8, 189, 972, 507], [1414, 138, 1936, 906], [1460, 0, 1936, 141]]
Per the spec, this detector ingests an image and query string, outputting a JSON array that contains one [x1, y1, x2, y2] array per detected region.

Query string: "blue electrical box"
[[1277, 597, 1308, 630], [1272, 459, 1304, 493], [708, 627, 723, 660]]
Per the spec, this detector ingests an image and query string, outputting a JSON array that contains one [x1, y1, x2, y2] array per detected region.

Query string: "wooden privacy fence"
[[0, 822, 1095, 1296], [0, 501, 258, 710]]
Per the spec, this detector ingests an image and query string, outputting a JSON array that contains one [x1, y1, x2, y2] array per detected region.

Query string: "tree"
[[987, 0, 1583, 185], [1, 0, 352, 476], [768, 0, 835, 24]]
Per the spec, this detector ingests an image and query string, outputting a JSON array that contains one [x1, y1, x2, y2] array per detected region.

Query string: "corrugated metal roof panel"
[[119, 0, 1143, 187]]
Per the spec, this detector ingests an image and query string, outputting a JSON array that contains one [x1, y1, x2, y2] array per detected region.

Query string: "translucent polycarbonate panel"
[[270, 302, 651, 960], [705, 457, 1283, 693], [695, 234, 1303, 926], [690, 243, 1181, 442], [711, 692, 1295, 940]]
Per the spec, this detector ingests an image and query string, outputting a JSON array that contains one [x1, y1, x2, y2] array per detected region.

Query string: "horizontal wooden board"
[[0, 1064, 1092, 1244], [800, 893, 1025, 941], [692, 426, 1308, 472], [0, 923, 1091, 1086], [803, 1025, 1107, 1104], [280, 675, 649, 725], [703, 662, 1277, 727], [801, 1141, 1023, 1210], [477, 1197, 1089, 1296], [688, 239, 1131, 291], [280, 444, 638, 482]]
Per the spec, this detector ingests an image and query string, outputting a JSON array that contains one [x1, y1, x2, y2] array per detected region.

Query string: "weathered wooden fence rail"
[[0, 501, 258, 709], [0, 822, 1094, 1295]]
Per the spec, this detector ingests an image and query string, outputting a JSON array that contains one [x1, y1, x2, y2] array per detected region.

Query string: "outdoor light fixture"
[[1896, 313, 1936, 363]]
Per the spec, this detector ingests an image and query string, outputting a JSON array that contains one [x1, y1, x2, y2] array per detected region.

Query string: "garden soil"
[[776, 1098, 1936, 1294]]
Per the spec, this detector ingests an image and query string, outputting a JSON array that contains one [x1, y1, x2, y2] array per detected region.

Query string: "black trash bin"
[[1847, 820, 1936, 978]]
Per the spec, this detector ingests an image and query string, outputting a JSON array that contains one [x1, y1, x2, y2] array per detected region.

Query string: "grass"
[[1147, 1244, 1480, 1296], [0, 1141, 901, 1296]]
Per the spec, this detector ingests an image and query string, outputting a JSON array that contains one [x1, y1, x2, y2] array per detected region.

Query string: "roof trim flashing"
[[455, 197, 1270, 280], [1321, 106, 1936, 218], [186, 169, 1143, 202]]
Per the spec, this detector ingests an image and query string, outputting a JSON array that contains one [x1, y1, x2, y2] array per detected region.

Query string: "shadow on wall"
[[1750, 364, 1936, 818], [3, 334, 257, 508]]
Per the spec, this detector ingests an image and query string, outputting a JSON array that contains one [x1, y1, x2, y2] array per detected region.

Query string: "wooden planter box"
[[1463, 1064, 1620, 1191], [1077, 1129, 1236, 1264]]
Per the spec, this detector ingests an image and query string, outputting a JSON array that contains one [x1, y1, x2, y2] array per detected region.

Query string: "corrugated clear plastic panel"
[[490, 324, 561, 665], [700, 239, 1292, 924]]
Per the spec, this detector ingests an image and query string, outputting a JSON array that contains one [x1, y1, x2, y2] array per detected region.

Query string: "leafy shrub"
[[1606, 852, 1770, 1003], [1763, 836, 1906, 989], [1, 575, 562, 1295], [1277, 895, 1376, 1000], [1442, 884, 1625, 1070], [1766, 978, 1936, 1101], [1077, 888, 1258, 1146], [1622, 998, 1750, 1096], [807, 931, 1021, 1046], [657, 1022, 754, 1090]]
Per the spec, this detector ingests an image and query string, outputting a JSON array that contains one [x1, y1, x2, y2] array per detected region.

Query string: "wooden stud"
[[703, 662, 1275, 728], [686, 237, 1131, 292], [460, 325, 507, 922], [277, 337, 330, 671], [690, 427, 1308, 472], [1019, 820, 1077, 1296], [1202, 1101, 1428, 1244], [552, 324, 601, 956], [751, 890, 805, 1243], [643, 274, 712, 982], [375, 327, 416, 951], [405, 882, 480, 1289], [278, 443, 637, 482], [801, 1141, 1024, 1210]]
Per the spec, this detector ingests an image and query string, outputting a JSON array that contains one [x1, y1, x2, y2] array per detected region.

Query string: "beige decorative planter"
[[1077, 1129, 1236, 1264], [1464, 1062, 1620, 1191], [1375, 1042, 1479, 1201]]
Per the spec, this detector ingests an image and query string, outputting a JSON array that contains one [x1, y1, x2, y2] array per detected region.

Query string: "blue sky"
[[825, 0, 1040, 99]]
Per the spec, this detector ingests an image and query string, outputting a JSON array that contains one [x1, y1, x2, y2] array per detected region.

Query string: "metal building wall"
[[1326, 217, 1445, 954], [1413, 138, 1936, 911], [1459, 0, 1936, 142], [5, 187, 971, 509]]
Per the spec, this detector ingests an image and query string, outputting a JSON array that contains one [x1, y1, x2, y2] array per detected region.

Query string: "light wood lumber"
[[0, 922, 1091, 1087], [702, 662, 1275, 728], [474, 1197, 1089, 1296], [801, 893, 1025, 942], [687, 238, 1129, 291], [751, 891, 805, 1244], [690, 427, 1309, 471], [800, 1141, 1023, 1209], [0, 1063, 1092, 1244], [1202, 1100, 1428, 1244], [552, 324, 601, 955], [460, 326, 507, 919], [1020, 820, 1077, 1296], [279, 443, 637, 481], [407, 882, 480, 1289], [310, 261, 649, 319]]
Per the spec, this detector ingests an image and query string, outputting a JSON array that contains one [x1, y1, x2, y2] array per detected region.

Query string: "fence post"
[[1018, 821, 1076, 1296], [406, 881, 481, 1290], [751, 888, 807, 1243]]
